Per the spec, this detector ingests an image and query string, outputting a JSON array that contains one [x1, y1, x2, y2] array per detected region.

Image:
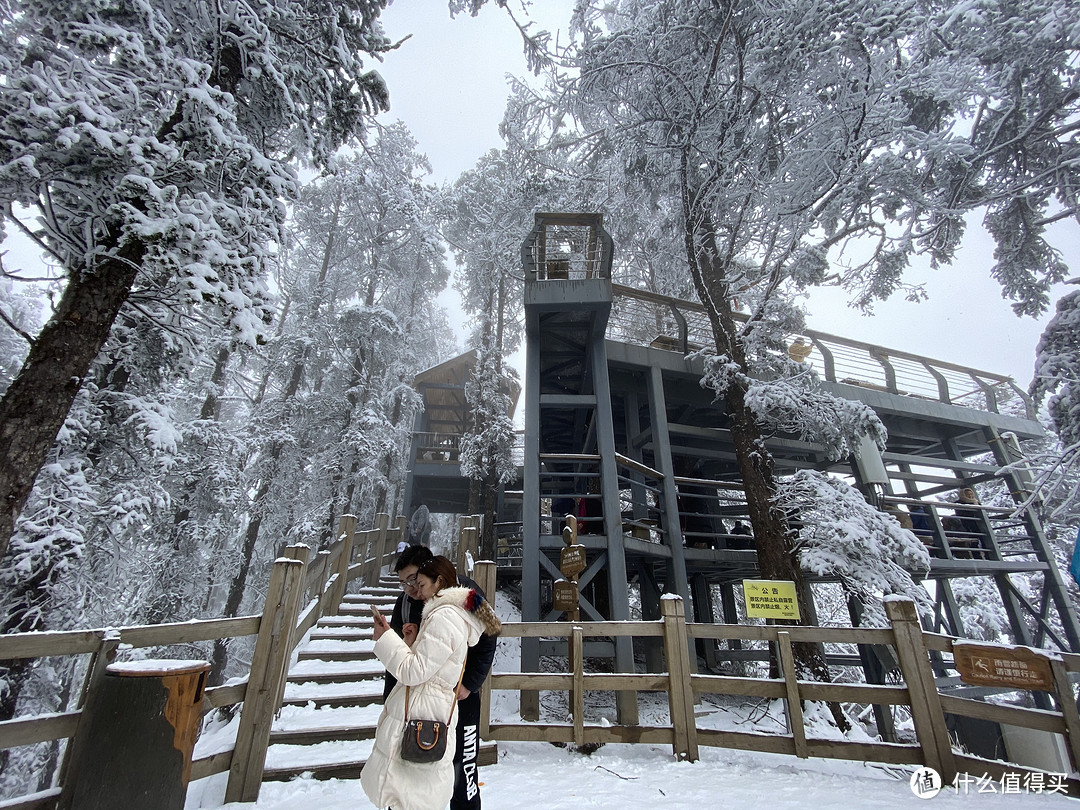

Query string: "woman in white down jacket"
[[362, 555, 501, 810]]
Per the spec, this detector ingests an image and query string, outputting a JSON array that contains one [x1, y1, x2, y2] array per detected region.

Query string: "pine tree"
[[0, 0, 393, 559]]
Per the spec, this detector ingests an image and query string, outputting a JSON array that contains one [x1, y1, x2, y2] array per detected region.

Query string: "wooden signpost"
[[953, 642, 1056, 690], [560, 544, 586, 580], [558, 514, 585, 622], [553, 579, 579, 614]]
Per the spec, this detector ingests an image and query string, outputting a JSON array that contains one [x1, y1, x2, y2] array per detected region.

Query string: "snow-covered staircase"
[[261, 582, 397, 781], [262, 577, 497, 782]]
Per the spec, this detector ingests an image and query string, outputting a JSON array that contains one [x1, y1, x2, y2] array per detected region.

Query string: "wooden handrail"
[[8, 533, 1080, 805]]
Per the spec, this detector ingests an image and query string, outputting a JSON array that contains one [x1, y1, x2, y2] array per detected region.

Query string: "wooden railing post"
[[571, 625, 585, 747], [776, 631, 808, 759], [357, 528, 373, 583], [225, 554, 307, 803], [886, 598, 956, 782], [473, 560, 497, 740], [1050, 656, 1080, 772], [392, 515, 409, 565], [661, 595, 698, 762], [458, 515, 479, 573], [329, 514, 357, 612], [313, 549, 333, 615], [365, 513, 391, 586]]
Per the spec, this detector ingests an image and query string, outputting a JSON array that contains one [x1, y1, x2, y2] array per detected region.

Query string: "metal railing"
[[521, 213, 614, 281], [607, 284, 1034, 418], [413, 431, 461, 463]]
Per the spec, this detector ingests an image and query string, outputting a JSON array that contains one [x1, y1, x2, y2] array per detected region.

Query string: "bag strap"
[[404, 658, 468, 725]]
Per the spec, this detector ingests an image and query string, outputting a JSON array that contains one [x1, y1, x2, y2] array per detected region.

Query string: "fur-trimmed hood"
[[424, 585, 502, 637], [420, 586, 484, 646]]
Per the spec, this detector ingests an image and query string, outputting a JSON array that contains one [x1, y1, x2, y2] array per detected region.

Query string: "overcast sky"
[[374, 0, 1079, 391]]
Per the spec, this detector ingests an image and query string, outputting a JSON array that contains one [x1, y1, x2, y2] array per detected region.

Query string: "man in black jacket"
[[383, 545, 497, 810]]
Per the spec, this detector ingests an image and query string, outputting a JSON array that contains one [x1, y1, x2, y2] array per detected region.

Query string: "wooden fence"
[[0, 513, 406, 810], [486, 597, 1080, 793]]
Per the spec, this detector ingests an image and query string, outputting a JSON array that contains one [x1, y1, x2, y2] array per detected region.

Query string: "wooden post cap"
[[883, 597, 918, 622], [106, 660, 211, 678]]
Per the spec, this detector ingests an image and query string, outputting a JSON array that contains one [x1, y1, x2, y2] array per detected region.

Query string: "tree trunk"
[[680, 194, 849, 730], [0, 240, 144, 560], [209, 480, 269, 683]]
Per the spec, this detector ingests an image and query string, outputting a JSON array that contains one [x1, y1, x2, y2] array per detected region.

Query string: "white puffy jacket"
[[361, 586, 484, 810]]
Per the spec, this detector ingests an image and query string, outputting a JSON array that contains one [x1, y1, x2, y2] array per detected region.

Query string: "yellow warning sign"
[[742, 580, 801, 620]]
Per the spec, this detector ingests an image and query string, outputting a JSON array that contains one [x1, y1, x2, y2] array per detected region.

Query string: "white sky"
[[374, 0, 1080, 390]]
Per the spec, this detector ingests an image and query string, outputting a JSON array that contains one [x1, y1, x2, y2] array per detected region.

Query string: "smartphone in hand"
[[370, 604, 389, 640]]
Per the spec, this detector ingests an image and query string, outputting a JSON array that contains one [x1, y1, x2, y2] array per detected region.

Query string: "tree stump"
[[58, 659, 209, 810]]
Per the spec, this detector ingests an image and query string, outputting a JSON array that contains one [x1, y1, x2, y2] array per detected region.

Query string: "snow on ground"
[[188, 740, 1076, 809]]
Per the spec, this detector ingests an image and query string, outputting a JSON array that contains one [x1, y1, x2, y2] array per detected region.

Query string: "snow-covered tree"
[[460, 336, 519, 558], [498, 0, 1080, 700], [201, 126, 449, 678], [445, 148, 558, 556], [776, 470, 932, 628], [0, 117, 453, 789], [0, 0, 393, 560], [0, 276, 44, 392], [1029, 286, 1080, 519]]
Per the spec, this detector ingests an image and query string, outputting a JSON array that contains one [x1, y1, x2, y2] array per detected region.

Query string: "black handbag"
[[400, 662, 466, 764], [401, 717, 448, 763]]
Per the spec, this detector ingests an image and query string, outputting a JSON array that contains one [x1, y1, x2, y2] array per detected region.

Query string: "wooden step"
[[279, 692, 383, 710], [286, 670, 384, 685], [343, 592, 398, 601], [268, 724, 376, 746], [342, 593, 398, 602], [263, 758, 367, 782], [308, 626, 371, 639], [262, 743, 499, 783], [296, 649, 376, 662], [315, 615, 373, 626], [337, 603, 395, 615]]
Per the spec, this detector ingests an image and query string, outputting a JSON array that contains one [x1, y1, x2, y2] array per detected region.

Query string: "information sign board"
[[742, 579, 801, 620], [953, 643, 1055, 690]]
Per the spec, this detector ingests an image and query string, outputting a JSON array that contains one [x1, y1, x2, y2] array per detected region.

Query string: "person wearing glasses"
[[364, 554, 501, 810], [380, 546, 498, 810]]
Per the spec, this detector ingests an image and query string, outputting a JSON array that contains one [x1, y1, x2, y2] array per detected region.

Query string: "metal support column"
[[591, 335, 639, 725], [520, 325, 542, 721], [646, 365, 691, 604]]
